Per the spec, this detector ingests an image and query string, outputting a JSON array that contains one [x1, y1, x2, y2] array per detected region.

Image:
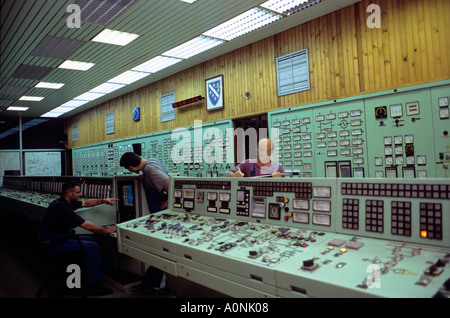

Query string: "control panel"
[[117, 176, 450, 298], [268, 80, 450, 178], [72, 120, 234, 178]]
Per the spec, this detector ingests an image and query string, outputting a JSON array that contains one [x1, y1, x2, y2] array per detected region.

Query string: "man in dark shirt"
[[42, 180, 118, 296]]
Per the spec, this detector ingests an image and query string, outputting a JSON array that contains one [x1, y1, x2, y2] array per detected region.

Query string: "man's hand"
[[103, 198, 120, 205], [272, 172, 285, 178]]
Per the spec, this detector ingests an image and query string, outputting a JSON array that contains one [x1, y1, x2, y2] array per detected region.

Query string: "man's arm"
[[80, 221, 116, 234], [81, 198, 119, 208]]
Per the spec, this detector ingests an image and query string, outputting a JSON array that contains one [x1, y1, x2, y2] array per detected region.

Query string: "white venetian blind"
[[276, 49, 310, 96]]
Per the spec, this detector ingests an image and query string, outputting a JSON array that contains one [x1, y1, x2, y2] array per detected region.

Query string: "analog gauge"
[[417, 170, 427, 178], [183, 188, 195, 199], [351, 109, 362, 117], [394, 135, 403, 144], [395, 156, 404, 165], [351, 119, 362, 126], [316, 115, 325, 122], [340, 130, 350, 137], [317, 132, 326, 139], [292, 212, 309, 224], [207, 192, 217, 201], [439, 107, 449, 119], [327, 113, 336, 120], [405, 134, 414, 144], [375, 157, 383, 166], [375, 171, 384, 178], [292, 118, 301, 125], [438, 97, 449, 107], [406, 156, 415, 165], [268, 203, 281, 220], [313, 186, 331, 198], [327, 131, 337, 138], [384, 136, 392, 145], [303, 133, 311, 141], [302, 117, 311, 124], [339, 111, 349, 118], [312, 200, 331, 212], [328, 140, 338, 147], [390, 104, 403, 118], [384, 146, 393, 155], [293, 199, 309, 210], [219, 193, 230, 202], [174, 190, 182, 198], [385, 156, 394, 165], [417, 155, 426, 165], [312, 214, 331, 226], [395, 145, 403, 155], [340, 139, 350, 146]]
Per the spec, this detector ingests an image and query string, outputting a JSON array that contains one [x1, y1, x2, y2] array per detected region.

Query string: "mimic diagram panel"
[[117, 176, 450, 298], [72, 120, 234, 178], [268, 81, 450, 178]]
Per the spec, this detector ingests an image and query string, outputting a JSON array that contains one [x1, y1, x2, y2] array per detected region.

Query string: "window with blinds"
[[276, 49, 310, 96]]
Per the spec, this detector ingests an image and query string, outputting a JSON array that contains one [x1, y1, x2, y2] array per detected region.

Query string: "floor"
[[0, 209, 174, 299]]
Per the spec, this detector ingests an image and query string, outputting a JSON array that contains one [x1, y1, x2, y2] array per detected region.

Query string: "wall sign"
[[133, 107, 140, 121], [206, 75, 224, 111]]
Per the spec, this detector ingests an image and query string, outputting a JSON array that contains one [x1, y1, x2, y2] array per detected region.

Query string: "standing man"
[[42, 180, 119, 296], [226, 138, 285, 178], [119, 152, 170, 294]]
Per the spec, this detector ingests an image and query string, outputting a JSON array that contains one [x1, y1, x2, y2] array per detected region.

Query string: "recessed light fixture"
[[61, 100, 91, 107], [7, 106, 29, 111], [90, 82, 126, 94], [19, 96, 44, 101], [74, 92, 105, 101], [58, 60, 95, 71], [35, 82, 65, 89], [203, 8, 282, 41], [162, 36, 225, 59], [179, 0, 197, 3], [91, 29, 140, 46], [132, 56, 182, 73], [261, 0, 310, 14], [108, 70, 151, 85]]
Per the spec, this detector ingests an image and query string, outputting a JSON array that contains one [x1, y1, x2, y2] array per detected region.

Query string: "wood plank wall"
[[64, 0, 450, 149]]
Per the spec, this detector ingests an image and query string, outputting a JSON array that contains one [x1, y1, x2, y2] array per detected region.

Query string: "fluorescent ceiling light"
[[59, 60, 95, 71], [90, 82, 125, 94], [132, 56, 182, 73], [203, 8, 282, 41], [61, 100, 90, 107], [7, 106, 29, 111], [74, 92, 105, 101], [19, 96, 44, 101], [179, 0, 197, 3], [261, 0, 310, 14], [162, 36, 225, 59], [108, 70, 151, 84], [91, 29, 140, 46], [41, 106, 78, 118], [35, 82, 65, 89]]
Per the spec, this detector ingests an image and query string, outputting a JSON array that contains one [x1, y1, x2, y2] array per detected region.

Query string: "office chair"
[[34, 223, 87, 298]]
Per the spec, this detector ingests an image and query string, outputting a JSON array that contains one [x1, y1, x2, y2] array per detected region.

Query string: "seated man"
[[41, 180, 118, 296], [226, 138, 285, 178]]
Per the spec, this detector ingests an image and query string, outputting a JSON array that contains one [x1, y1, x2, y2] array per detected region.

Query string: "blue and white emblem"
[[208, 80, 221, 106]]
